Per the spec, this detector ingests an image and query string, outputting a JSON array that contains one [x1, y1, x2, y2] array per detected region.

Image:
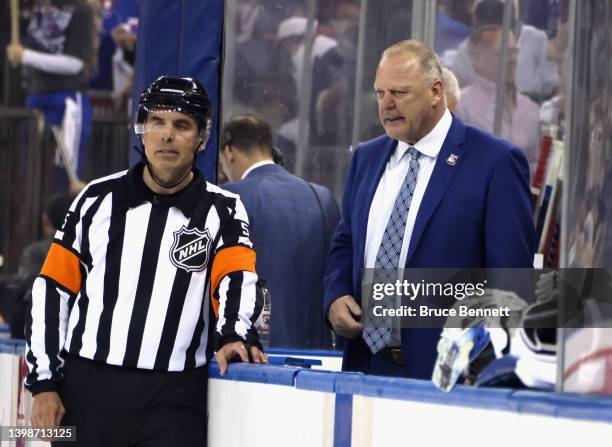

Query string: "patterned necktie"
[[363, 146, 421, 354]]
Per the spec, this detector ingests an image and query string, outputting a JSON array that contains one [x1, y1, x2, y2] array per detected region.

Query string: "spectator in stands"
[[524, 0, 562, 38], [311, 0, 359, 146], [5, 0, 96, 184], [539, 13, 569, 128], [457, 25, 540, 172], [445, 0, 559, 99], [276, 16, 311, 96], [4, 194, 73, 339], [110, 16, 138, 112], [89, 0, 139, 95], [219, 114, 340, 349], [442, 66, 461, 112], [435, 0, 475, 54], [443, 0, 514, 86], [89, 0, 117, 92], [232, 2, 282, 113], [270, 72, 300, 171], [276, 16, 340, 119], [515, 21, 560, 100]]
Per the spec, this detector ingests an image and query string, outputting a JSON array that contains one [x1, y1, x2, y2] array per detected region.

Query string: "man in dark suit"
[[220, 114, 340, 349], [324, 40, 536, 379]]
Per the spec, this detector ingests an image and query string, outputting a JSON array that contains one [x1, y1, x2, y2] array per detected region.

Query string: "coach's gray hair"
[[380, 40, 443, 83]]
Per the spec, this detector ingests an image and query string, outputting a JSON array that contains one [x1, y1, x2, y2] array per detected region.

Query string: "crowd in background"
[[0, 0, 571, 191], [1, 0, 610, 349], [225, 0, 569, 185], [0, 0, 139, 332]]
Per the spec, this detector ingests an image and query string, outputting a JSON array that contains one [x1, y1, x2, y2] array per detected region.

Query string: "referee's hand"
[[31, 391, 65, 429], [216, 342, 269, 376]]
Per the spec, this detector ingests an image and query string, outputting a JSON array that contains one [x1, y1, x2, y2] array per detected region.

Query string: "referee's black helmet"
[[135, 76, 213, 141]]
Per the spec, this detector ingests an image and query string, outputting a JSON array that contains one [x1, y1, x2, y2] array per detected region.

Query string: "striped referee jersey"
[[25, 162, 262, 394]]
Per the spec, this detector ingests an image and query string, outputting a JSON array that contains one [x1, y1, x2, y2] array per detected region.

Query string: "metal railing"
[[0, 107, 46, 275], [0, 105, 130, 275], [82, 111, 131, 181]]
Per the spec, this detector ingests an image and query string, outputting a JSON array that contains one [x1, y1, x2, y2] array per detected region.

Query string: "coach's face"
[[142, 109, 203, 183], [374, 52, 443, 145]]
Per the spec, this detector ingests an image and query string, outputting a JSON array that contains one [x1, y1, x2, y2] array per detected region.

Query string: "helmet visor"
[[134, 105, 208, 143]]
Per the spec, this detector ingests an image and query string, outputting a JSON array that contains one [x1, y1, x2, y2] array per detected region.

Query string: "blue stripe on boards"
[[334, 393, 353, 447]]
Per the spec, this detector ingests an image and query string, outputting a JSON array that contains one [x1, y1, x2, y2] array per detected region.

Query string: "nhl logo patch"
[[170, 226, 213, 273]]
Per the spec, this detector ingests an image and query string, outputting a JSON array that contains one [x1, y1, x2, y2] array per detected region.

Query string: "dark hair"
[[221, 114, 273, 156], [474, 0, 516, 29], [45, 194, 73, 230], [474, 0, 504, 26]]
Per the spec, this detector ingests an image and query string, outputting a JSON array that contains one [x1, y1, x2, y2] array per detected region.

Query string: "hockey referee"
[[24, 76, 267, 446]]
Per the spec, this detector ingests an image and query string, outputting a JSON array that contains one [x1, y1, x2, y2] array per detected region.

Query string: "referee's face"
[[142, 109, 202, 183]]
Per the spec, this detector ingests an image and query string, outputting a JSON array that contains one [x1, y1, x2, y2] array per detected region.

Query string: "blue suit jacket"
[[324, 115, 536, 378], [223, 164, 340, 348]]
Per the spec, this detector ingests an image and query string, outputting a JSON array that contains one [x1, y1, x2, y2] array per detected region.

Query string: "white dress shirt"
[[364, 108, 453, 269], [447, 25, 559, 97], [456, 74, 540, 173], [241, 160, 275, 180], [515, 24, 560, 97]]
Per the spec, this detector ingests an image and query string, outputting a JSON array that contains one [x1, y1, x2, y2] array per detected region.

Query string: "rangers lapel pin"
[[446, 154, 459, 166]]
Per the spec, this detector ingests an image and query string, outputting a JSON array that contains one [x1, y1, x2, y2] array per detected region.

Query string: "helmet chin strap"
[[145, 161, 192, 189], [143, 142, 203, 190]]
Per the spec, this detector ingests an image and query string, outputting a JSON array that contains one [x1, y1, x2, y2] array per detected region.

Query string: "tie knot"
[[408, 146, 420, 160]]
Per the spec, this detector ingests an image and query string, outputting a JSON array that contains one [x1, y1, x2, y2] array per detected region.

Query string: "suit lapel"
[[406, 116, 466, 264], [356, 138, 396, 265]]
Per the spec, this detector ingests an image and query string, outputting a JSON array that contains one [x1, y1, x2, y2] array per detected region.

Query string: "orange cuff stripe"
[[40, 243, 82, 295], [210, 246, 256, 317]]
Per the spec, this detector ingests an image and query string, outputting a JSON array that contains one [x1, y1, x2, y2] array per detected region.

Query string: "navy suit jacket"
[[324, 115, 536, 378], [223, 164, 340, 348]]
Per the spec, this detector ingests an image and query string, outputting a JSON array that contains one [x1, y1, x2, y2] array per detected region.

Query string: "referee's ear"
[[197, 137, 208, 153]]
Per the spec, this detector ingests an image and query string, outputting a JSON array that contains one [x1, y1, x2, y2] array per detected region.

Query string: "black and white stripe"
[[25, 168, 261, 393]]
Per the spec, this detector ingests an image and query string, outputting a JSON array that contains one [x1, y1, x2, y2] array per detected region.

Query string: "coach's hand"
[[216, 342, 269, 376], [31, 391, 65, 429], [328, 295, 363, 339]]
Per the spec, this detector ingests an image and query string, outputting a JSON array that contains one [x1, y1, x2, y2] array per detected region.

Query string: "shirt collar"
[[393, 108, 453, 163], [241, 160, 275, 180], [128, 161, 205, 218]]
